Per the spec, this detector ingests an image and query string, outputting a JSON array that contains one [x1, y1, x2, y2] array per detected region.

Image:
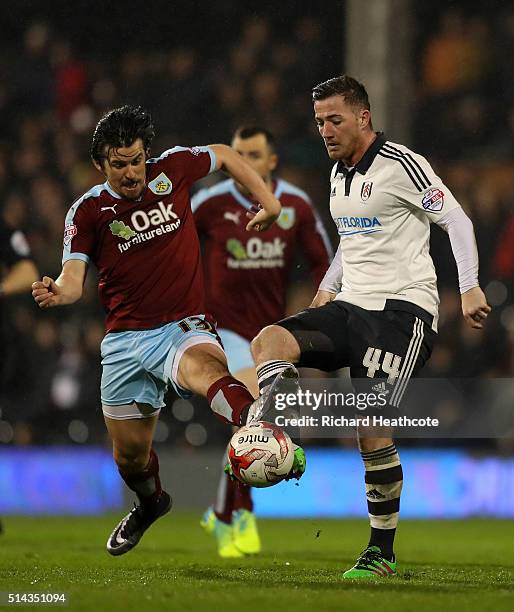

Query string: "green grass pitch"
[[0, 514, 512, 611]]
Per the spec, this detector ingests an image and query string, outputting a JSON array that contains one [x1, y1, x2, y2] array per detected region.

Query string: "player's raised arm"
[[32, 259, 87, 308], [209, 144, 281, 231]]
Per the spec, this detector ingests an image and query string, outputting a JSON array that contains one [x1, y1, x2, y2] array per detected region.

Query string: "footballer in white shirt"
[[250, 75, 491, 579]]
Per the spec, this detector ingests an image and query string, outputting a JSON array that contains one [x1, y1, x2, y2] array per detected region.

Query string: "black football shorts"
[[276, 299, 437, 408]]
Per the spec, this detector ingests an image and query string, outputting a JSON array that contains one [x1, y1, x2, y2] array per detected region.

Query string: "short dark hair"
[[312, 75, 370, 111], [232, 125, 276, 152], [90, 105, 155, 164]]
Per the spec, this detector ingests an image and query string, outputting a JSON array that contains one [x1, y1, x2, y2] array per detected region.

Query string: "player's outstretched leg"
[[246, 363, 300, 424], [180, 342, 304, 481], [177, 343, 254, 426], [343, 440, 402, 578], [249, 325, 302, 424]]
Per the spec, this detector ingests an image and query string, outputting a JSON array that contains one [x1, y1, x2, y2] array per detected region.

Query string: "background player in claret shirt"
[[31, 105, 301, 557], [250, 76, 491, 579], [193, 126, 332, 557]]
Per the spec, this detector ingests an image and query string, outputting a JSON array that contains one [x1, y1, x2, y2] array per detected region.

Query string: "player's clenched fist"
[[32, 276, 61, 308], [245, 202, 281, 232], [461, 286, 491, 329]]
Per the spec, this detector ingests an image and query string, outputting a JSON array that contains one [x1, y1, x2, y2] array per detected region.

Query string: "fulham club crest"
[[360, 181, 373, 202]]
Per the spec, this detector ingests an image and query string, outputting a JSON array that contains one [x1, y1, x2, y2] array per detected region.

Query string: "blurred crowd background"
[[0, 0, 512, 449]]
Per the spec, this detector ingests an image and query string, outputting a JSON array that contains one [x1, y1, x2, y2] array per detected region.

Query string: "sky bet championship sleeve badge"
[[63, 223, 77, 245], [422, 188, 444, 211], [276, 207, 295, 230], [148, 172, 173, 196]]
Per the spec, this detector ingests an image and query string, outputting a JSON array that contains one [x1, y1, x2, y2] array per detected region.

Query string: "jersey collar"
[[104, 181, 122, 199], [104, 180, 145, 202], [336, 132, 385, 176]]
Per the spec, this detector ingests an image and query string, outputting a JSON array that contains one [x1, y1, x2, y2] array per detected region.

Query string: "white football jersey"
[[329, 134, 460, 331]]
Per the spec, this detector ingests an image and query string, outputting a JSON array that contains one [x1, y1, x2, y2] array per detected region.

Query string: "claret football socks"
[[206, 376, 255, 426]]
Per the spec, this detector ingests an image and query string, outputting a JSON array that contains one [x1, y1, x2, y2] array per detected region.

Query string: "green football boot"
[[200, 507, 243, 558], [200, 507, 216, 535], [286, 445, 306, 480], [342, 546, 397, 579], [233, 509, 261, 555], [213, 518, 244, 558]]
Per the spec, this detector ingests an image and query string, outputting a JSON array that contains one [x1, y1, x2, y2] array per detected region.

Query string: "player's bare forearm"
[[32, 260, 86, 308], [0, 260, 39, 297], [55, 268, 85, 304], [210, 144, 281, 230], [310, 289, 336, 308], [461, 286, 491, 329]]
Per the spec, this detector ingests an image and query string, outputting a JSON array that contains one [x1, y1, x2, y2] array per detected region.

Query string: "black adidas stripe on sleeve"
[[378, 150, 428, 192], [382, 144, 431, 188]]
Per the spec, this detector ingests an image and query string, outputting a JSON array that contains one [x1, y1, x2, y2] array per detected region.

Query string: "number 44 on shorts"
[[362, 347, 401, 383]]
